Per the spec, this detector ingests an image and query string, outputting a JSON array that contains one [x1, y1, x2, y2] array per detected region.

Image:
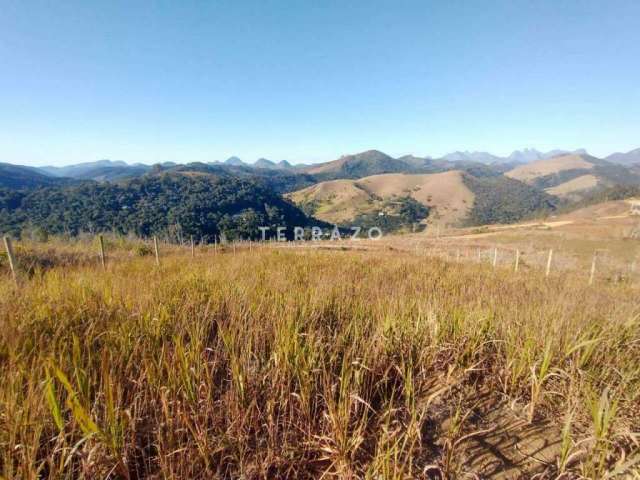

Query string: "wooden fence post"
[[545, 249, 553, 277], [153, 236, 160, 266], [98, 234, 106, 270], [514, 249, 520, 272], [3, 236, 18, 286], [190, 236, 195, 258], [492, 248, 498, 268], [589, 253, 597, 285]]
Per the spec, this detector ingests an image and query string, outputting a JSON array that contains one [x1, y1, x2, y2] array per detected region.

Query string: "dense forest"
[[0, 173, 317, 241], [463, 175, 558, 225], [555, 184, 640, 214]]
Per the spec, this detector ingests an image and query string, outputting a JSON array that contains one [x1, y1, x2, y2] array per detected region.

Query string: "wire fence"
[[2, 233, 639, 288]]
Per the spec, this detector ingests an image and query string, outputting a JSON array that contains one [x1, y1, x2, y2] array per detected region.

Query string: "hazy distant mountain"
[[0, 162, 69, 189], [253, 158, 296, 170], [441, 149, 589, 165], [396, 155, 425, 166], [254, 158, 277, 169], [441, 151, 502, 164], [40, 159, 131, 178], [224, 156, 246, 166], [544, 149, 586, 159], [605, 148, 640, 166], [507, 149, 545, 163]]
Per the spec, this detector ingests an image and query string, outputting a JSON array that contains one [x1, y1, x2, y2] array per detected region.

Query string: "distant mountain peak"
[[605, 147, 640, 166], [441, 151, 501, 164], [254, 158, 276, 168], [508, 149, 544, 163], [224, 156, 245, 166]]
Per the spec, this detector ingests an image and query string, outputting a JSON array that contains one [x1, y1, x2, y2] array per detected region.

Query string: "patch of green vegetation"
[[463, 175, 558, 225], [529, 169, 592, 189], [555, 184, 640, 214], [0, 174, 319, 241], [348, 196, 429, 233]]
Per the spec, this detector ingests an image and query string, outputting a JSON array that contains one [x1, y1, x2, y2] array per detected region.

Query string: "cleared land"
[[288, 170, 474, 226], [545, 174, 599, 197], [505, 154, 594, 182], [286, 179, 372, 224]]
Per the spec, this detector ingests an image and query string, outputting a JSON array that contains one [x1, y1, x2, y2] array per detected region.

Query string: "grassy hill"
[[505, 154, 640, 199], [288, 170, 474, 228], [289, 170, 557, 228]]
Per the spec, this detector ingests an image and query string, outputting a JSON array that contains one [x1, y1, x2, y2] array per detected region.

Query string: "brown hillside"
[[286, 179, 372, 223], [304, 157, 349, 175], [545, 174, 598, 197], [288, 171, 474, 226], [505, 154, 594, 182]]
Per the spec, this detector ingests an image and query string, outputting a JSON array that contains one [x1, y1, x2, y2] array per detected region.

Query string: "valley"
[[3, 147, 638, 241]]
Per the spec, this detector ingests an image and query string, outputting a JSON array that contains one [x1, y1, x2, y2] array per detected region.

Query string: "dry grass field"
[[356, 199, 640, 283], [1, 234, 639, 479]]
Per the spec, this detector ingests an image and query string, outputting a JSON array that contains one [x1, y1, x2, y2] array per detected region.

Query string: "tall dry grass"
[[1, 244, 639, 478]]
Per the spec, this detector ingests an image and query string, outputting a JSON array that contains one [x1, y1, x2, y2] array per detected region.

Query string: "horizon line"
[[8, 145, 639, 169]]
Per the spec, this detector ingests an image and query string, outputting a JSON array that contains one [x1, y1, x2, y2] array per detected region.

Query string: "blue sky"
[[1, 0, 639, 166]]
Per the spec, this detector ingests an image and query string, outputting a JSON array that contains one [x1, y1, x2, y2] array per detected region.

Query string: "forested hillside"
[[462, 175, 558, 225], [0, 174, 315, 241]]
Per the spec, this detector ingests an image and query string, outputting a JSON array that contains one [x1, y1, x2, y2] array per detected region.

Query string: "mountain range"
[[287, 150, 640, 227], [10, 146, 638, 185], [2, 146, 639, 240]]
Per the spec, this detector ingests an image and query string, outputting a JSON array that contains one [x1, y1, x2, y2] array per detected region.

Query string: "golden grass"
[[288, 171, 473, 226], [545, 174, 599, 197], [1, 243, 639, 478], [286, 180, 372, 224], [505, 154, 594, 183]]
